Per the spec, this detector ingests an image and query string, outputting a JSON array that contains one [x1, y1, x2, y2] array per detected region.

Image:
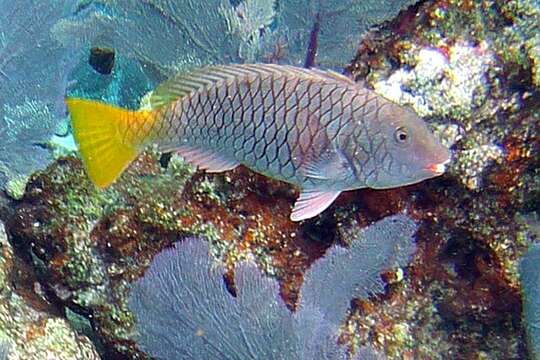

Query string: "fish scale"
[[157, 67, 321, 183], [66, 63, 450, 221], [158, 66, 380, 182]]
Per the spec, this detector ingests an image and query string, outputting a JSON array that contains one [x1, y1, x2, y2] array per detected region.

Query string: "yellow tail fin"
[[66, 98, 157, 188]]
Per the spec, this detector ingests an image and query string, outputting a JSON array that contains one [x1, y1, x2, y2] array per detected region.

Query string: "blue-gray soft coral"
[[276, 0, 421, 67], [128, 214, 416, 359], [129, 239, 297, 360], [54, 0, 421, 76], [0, 340, 10, 360], [0, 0, 77, 187], [298, 214, 417, 327], [519, 243, 540, 360], [54, 0, 277, 78]]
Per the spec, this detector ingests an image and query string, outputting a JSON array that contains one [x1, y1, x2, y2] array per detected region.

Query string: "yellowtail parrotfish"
[[66, 64, 450, 221]]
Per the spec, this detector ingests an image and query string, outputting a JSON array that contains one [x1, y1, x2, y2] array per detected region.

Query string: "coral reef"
[[338, 0, 540, 357], [5, 152, 199, 357], [5, 151, 302, 357], [2, 149, 410, 359], [0, 221, 100, 359], [520, 243, 540, 359], [1, 147, 393, 357], [0, 0, 538, 359], [129, 214, 413, 359]]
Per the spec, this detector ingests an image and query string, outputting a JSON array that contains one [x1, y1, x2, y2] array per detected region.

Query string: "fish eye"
[[394, 126, 410, 144]]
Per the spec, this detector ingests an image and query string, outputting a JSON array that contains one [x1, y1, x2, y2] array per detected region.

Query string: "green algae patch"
[[5, 174, 30, 200]]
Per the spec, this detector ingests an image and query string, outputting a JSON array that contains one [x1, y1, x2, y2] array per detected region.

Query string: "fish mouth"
[[425, 158, 450, 175]]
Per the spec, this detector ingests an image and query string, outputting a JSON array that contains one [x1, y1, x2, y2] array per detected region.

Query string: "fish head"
[[358, 102, 451, 189]]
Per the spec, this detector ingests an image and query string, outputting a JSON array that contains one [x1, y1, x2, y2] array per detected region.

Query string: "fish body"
[[66, 64, 450, 221]]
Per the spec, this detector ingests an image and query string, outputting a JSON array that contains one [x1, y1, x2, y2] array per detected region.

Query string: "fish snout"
[[425, 149, 451, 175], [426, 161, 448, 175]]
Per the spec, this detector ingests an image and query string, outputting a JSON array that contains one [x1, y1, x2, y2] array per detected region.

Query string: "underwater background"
[[0, 0, 539, 359]]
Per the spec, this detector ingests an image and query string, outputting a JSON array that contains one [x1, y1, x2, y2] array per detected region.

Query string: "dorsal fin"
[[149, 64, 357, 109], [150, 68, 229, 109], [149, 65, 258, 109], [308, 68, 355, 85]]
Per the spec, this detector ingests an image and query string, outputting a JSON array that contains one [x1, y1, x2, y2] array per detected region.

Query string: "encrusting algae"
[[66, 63, 450, 221]]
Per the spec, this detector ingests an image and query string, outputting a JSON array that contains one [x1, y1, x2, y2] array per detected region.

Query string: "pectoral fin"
[[291, 189, 341, 221], [301, 148, 354, 181]]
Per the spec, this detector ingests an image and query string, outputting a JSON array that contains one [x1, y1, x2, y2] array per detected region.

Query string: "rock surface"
[[0, 221, 100, 359]]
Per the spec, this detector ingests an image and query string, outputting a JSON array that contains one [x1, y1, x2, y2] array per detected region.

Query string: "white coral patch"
[[374, 41, 495, 121], [454, 143, 504, 190], [415, 47, 449, 79]]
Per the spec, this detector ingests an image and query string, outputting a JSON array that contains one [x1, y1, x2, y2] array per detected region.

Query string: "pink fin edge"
[[290, 190, 341, 221]]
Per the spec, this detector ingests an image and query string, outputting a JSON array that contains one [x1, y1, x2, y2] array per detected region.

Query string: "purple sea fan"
[[277, 0, 422, 67], [297, 214, 417, 328], [128, 238, 297, 359], [128, 214, 416, 359]]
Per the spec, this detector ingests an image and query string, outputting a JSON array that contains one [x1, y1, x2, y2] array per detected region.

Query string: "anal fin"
[[291, 189, 341, 221], [176, 145, 239, 173]]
